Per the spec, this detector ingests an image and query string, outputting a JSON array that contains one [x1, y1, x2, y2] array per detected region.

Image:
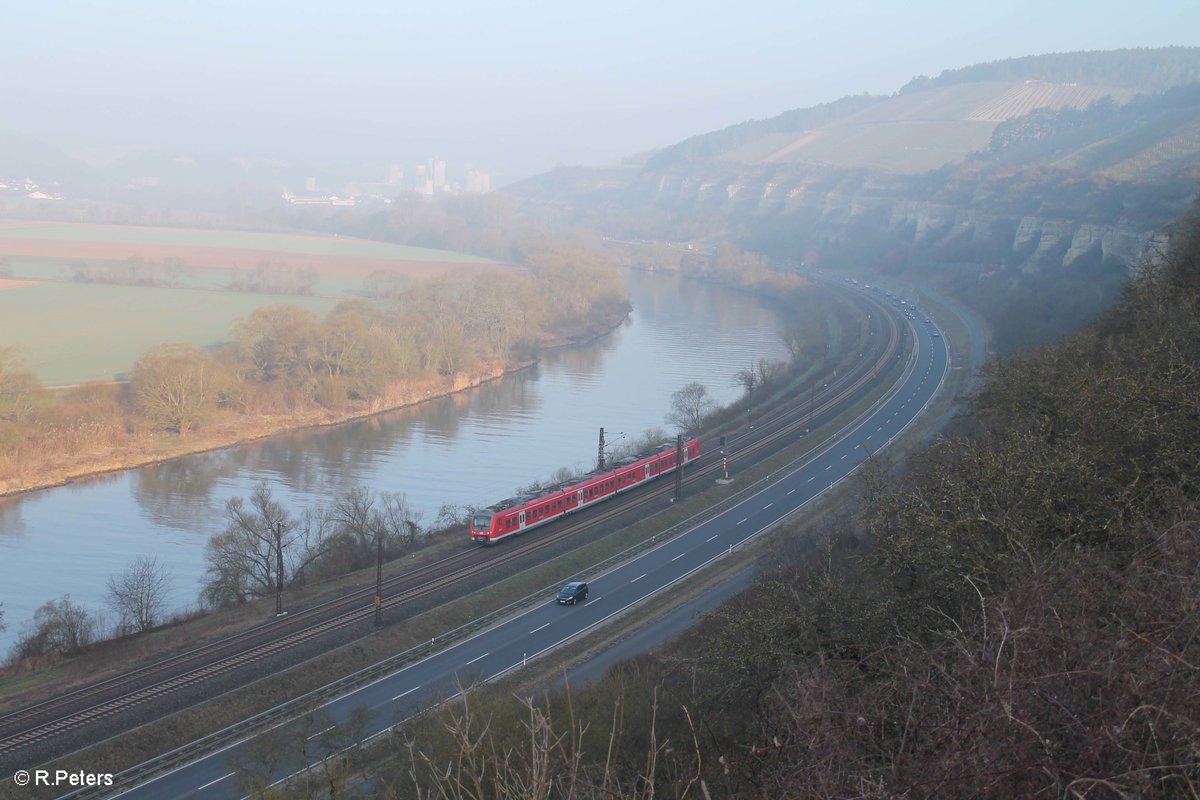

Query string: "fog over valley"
[[2, 3, 1200, 798], [2, 1, 1196, 185]]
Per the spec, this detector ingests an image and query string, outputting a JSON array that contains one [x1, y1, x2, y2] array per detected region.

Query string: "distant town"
[[0, 178, 63, 201], [1, 156, 491, 209], [281, 158, 491, 207]]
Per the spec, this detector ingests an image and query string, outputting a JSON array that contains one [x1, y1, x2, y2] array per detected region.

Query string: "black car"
[[556, 581, 589, 605]]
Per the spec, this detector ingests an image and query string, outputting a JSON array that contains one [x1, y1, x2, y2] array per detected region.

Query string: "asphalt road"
[[74, 299, 948, 800]]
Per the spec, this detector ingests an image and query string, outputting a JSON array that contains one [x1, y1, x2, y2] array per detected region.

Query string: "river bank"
[[0, 314, 627, 499]]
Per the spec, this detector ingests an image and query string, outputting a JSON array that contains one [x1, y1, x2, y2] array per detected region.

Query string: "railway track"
[[0, 283, 902, 768]]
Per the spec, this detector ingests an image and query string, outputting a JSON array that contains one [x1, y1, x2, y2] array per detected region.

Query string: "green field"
[[0, 255, 386, 298], [0, 282, 338, 386], [0, 221, 496, 385], [0, 222, 493, 263]]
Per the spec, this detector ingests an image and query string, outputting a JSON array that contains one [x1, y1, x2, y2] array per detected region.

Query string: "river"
[[0, 270, 788, 652]]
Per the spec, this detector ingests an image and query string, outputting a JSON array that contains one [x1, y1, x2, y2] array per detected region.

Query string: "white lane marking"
[[672, 552, 686, 561], [737, 517, 748, 525], [307, 725, 336, 741], [706, 533, 719, 542], [197, 773, 234, 792], [392, 686, 420, 701], [631, 573, 646, 583], [787, 488, 796, 495], [530, 622, 550, 634], [763, 502, 773, 510], [840, 454, 847, 459], [825, 464, 832, 470], [465, 652, 489, 666], [807, 476, 815, 482]]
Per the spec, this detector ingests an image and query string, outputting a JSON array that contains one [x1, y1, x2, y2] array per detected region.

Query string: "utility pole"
[[375, 531, 384, 629], [274, 522, 284, 616], [597, 427, 606, 471], [674, 434, 684, 502]]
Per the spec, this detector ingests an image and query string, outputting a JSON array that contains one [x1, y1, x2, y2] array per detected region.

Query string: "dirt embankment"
[[0, 310, 629, 498], [0, 364, 515, 497]]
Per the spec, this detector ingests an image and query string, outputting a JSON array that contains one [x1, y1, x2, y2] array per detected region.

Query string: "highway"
[[87, 296, 948, 800]]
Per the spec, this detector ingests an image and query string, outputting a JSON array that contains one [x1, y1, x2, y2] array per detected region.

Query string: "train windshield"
[[471, 513, 494, 532]]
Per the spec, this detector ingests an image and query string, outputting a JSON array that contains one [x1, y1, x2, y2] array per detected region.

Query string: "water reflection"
[[134, 450, 233, 529], [0, 271, 790, 649], [0, 496, 27, 541]]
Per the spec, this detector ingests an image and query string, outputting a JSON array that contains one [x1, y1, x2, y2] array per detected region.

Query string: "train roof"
[[483, 438, 698, 513]]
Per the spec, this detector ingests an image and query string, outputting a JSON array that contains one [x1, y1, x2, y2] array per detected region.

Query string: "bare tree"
[[376, 490, 423, 546], [0, 346, 47, 423], [11, 596, 96, 662], [131, 343, 227, 434], [733, 365, 760, 428], [331, 486, 423, 550], [233, 304, 320, 385], [665, 382, 715, 433], [107, 555, 171, 633], [202, 482, 333, 608]]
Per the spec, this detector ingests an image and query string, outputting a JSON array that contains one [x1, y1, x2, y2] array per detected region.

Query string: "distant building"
[[431, 158, 446, 190], [387, 164, 403, 186], [304, 176, 318, 192], [464, 164, 491, 194], [281, 191, 356, 207]]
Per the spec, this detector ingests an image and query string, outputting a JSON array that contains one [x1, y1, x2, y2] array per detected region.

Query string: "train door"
[[645, 464, 651, 480], [518, 510, 526, 530], [577, 489, 584, 507]]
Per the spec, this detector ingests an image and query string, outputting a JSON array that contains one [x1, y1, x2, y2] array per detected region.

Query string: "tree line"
[[0, 240, 628, 484], [64, 254, 321, 295]]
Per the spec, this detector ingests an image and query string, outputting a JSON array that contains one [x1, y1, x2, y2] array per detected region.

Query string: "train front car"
[[470, 510, 497, 543]]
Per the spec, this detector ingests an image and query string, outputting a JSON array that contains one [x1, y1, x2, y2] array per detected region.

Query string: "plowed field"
[[0, 221, 496, 279]]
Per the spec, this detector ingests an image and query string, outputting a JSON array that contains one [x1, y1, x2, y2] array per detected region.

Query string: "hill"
[[510, 48, 1200, 351], [654, 80, 1138, 175], [645, 47, 1200, 174]]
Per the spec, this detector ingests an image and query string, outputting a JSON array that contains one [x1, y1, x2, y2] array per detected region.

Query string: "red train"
[[470, 438, 702, 543]]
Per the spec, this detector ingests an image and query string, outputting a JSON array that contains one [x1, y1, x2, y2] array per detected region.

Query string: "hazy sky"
[[3, 0, 1197, 180]]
